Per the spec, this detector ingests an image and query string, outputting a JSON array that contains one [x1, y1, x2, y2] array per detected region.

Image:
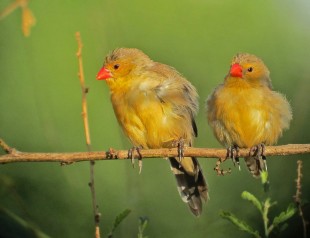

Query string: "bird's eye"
[[247, 67, 253, 72], [113, 64, 120, 70]]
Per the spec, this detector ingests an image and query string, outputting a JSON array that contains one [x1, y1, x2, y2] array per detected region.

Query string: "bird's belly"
[[230, 109, 271, 148], [214, 91, 278, 148], [112, 94, 189, 149]]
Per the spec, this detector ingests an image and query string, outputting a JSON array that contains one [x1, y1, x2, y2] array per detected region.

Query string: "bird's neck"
[[106, 76, 133, 94], [224, 76, 266, 89], [224, 76, 251, 89]]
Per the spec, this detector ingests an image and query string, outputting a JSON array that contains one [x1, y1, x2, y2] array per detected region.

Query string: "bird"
[[206, 53, 292, 177], [96, 48, 208, 216]]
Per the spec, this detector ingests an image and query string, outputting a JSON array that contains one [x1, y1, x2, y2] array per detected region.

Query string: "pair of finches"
[[96, 48, 292, 216]]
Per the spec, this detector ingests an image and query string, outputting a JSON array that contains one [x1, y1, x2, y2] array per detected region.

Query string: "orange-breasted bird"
[[97, 48, 208, 216], [206, 53, 292, 177]]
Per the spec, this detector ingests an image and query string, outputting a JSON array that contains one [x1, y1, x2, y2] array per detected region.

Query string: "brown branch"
[[75, 32, 100, 238], [76, 32, 91, 149], [21, 3, 35, 37], [0, 141, 309, 164], [0, 0, 36, 37], [0, 0, 26, 20], [0, 139, 15, 154]]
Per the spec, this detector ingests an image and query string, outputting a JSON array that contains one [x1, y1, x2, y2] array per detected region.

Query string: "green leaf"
[[0, 208, 50, 238], [220, 211, 261, 238], [241, 191, 262, 212], [110, 209, 131, 234], [260, 171, 270, 192], [138, 216, 149, 238], [260, 171, 268, 184], [272, 203, 297, 227], [263, 197, 277, 211], [279, 223, 289, 232]]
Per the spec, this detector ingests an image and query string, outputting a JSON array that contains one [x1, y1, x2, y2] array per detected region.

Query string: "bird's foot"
[[227, 145, 240, 170], [128, 146, 143, 174], [214, 158, 232, 176], [60, 161, 74, 166], [172, 138, 185, 163], [250, 143, 267, 171]]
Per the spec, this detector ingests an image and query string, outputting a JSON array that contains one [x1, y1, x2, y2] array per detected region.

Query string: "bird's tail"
[[244, 156, 266, 178], [169, 157, 208, 216]]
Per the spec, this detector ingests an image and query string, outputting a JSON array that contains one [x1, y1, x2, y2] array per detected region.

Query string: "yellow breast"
[[208, 81, 291, 148], [109, 76, 193, 149]]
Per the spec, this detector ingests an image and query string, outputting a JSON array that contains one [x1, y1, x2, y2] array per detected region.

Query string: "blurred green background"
[[0, 0, 309, 237]]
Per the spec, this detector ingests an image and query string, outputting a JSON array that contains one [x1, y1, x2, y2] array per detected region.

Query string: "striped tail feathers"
[[244, 156, 266, 178], [169, 157, 209, 216], [244, 144, 268, 178]]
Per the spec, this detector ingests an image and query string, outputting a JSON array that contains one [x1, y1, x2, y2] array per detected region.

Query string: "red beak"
[[230, 63, 243, 78], [96, 67, 112, 80]]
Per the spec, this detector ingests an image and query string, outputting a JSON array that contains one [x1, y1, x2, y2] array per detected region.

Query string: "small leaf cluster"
[[220, 172, 297, 238]]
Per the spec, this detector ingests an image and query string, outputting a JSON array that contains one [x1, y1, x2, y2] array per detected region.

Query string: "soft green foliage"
[[221, 191, 297, 238], [262, 198, 277, 237], [260, 171, 268, 185], [0, 208, 50, 238], [241, 191, 263, 212], [138, 216, 149, 238], [269, 203, 297, 234], [260, 171, 270, 192], [219, 211, 261, 238], [108, 209, 131, 237]]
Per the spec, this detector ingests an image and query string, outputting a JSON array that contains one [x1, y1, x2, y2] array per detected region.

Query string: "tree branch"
[[75, 32, 101, 238], [0, 140, 309, 164], [0, 0, 36, 37]]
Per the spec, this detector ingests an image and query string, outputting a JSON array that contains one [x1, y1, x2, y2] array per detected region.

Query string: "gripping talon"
[[128, 148, 135, 168], [250, 143, 268, 173], [227, 145, 240, 170], [136, 147, 143, 174], [235, 146, 240, 170], [176, 139, 185, 162], [138, 159, 143, 174], [128, 147, 143, 172], [262, 155, 268, 171]]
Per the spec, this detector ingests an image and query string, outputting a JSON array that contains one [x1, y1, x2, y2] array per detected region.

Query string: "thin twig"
[[75, 32, 101, 238], [0, 139, 15, 154], [0, 0, 27, 20], [294, 160, 308, 238], [0, 141, 309, 163], [0, 0, 35, 37], [76, 32, 91, 148]]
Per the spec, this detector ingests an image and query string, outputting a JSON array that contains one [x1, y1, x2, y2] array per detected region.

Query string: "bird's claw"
[[172, 139, 185, 163], [128, 148, 134, 167], [227, 145, 240, 170], [128, 146, 143, 174], [250, 143, 268, 171], [262, 156, 268, 172], [177, 139, 185, 162], [60, 161, 74, 166], [214, 158, 232, 176]]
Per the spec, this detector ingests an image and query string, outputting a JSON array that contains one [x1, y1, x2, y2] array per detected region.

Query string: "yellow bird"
[[206, 53, 292, 177], [97, 48, 208, 216]]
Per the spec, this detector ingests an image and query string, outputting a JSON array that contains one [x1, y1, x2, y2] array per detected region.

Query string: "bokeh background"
[[0, 0, 309, 237]]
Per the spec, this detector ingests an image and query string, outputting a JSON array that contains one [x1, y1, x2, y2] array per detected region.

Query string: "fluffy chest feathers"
[[109, 73, 194, 149], [208, 83, 285, 148]]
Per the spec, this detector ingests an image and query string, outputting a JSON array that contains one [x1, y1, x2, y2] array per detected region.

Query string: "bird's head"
[[228, 53, 272, 88], [97, 48, 151, 81]]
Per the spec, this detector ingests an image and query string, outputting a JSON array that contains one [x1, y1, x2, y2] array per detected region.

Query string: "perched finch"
[[206, 53, 292, 177], [97, 48, 208, 216]]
